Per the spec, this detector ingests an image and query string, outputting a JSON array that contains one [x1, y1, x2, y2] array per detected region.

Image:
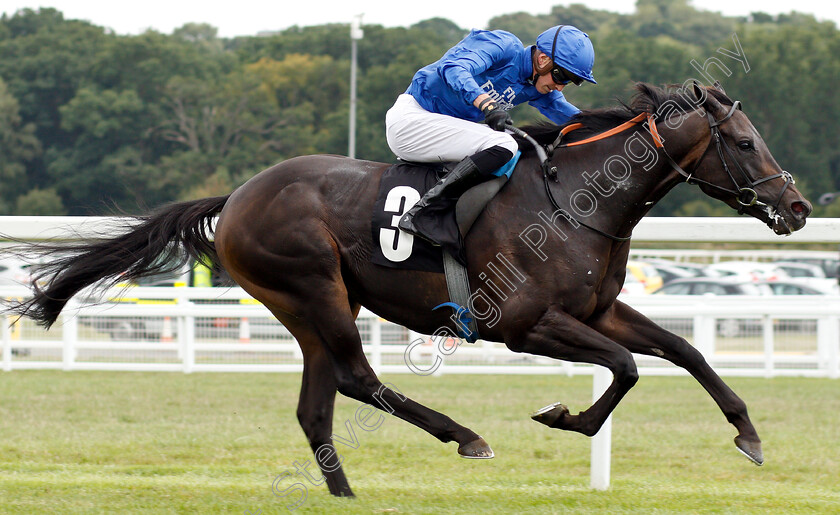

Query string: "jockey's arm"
[[473, 93, 492, 109]]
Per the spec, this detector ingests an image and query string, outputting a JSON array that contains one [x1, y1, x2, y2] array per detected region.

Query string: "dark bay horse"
[[7, 83, 811, 497]]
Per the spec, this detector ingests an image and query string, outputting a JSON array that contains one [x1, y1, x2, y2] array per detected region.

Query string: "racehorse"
[[6, 83, 811, 497]]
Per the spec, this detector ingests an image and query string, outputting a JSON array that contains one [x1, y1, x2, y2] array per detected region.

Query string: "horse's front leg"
[[588, 300, 763, 465], [506, 309, 639, 437]]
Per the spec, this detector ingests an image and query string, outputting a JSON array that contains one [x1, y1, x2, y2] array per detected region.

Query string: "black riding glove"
[[480, 100, 513, 132]]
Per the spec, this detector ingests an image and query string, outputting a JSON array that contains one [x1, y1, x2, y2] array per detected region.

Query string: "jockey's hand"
[[481, 101, 513, 131]]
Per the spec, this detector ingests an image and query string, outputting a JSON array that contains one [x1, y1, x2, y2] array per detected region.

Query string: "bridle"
[[659, 101, 794, 230], [509, 97, 796, 240]]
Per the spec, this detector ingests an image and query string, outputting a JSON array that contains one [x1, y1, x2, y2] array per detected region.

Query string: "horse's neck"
[[563, 135, 685, 235], [505, 118, 707, 243], [597, 117, 710, 228]]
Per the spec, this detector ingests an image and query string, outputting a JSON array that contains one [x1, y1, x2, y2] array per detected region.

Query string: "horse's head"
[[676, 83, 811, 234]]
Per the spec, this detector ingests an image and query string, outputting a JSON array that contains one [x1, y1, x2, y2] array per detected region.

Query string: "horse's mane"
[[514, 82, 735, 154]]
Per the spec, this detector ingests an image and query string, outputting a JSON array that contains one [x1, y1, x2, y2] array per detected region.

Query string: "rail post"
[[370, 316, 382, 375], [590, 365, 612, 490], [817, 316, 840, 379], [762, 315, 774, 378], [61, 303, 78, 371], [180, 294, 195, 373]]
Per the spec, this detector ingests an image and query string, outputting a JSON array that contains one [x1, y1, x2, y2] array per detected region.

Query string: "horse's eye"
[[737, 140, 754, 151]]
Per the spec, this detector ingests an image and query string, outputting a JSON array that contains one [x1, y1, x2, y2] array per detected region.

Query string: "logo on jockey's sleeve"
[[479, 80, 515, 110]]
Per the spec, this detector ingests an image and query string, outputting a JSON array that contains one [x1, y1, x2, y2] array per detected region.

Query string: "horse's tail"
[[7, 195, 231, 328]]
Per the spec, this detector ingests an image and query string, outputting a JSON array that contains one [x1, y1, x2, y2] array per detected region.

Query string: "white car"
[[773, 261, 826, 279], [704, 261, 789, 282], [757, 279, 838, 295]]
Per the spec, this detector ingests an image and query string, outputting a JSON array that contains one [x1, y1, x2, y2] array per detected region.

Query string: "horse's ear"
[[692, 80, 726, 118], [712, 80, 727, 95], [691, 80, 705, 103]]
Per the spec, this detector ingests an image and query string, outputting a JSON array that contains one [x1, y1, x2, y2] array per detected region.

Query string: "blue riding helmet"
[[536, 25, 597, 84]]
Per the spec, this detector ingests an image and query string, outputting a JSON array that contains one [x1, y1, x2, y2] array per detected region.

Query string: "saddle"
[[370, 156, 520, 343], [371, 153, 520, 272]]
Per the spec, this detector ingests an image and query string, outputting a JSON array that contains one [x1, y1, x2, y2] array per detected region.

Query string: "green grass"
[[0, 372, 837, 514]]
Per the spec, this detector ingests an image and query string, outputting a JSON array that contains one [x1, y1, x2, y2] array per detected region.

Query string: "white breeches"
[[385, 94, 518, 163]]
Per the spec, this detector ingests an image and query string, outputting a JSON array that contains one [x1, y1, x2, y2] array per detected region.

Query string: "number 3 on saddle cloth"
[[371, 152, 521, 273]]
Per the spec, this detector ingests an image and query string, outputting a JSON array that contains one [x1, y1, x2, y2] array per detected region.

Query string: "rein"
[[510, 98, 795, 240], [509, 114, 660, 242], [510, 124, 633, 242]]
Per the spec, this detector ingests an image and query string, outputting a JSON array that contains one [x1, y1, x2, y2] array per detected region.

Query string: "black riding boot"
[[398, 157, 482, 245]]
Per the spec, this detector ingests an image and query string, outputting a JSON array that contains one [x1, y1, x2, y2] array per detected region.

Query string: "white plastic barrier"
[[2, 286, 839, 378]]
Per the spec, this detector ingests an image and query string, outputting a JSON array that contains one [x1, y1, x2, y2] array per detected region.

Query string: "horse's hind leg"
[[292, 283, 490, 459], [283, 315, 354, 496], [589, 300, 763, 465], [254, 283, 490, 499]]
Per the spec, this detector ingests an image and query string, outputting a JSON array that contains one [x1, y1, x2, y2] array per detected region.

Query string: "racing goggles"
[[551, 66, 583, 86]]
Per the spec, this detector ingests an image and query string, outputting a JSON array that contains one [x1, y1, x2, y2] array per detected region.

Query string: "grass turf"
[[0, 371, 837, 513]]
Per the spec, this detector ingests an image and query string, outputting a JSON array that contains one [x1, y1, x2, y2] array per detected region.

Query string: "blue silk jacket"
[[405, 29, 580, 125]]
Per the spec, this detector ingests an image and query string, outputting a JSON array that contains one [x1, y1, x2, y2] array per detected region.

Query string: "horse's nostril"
[[791, 201, 810, 215]]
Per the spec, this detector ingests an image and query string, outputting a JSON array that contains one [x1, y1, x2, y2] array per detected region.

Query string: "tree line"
[[1, 1, 839, 216]]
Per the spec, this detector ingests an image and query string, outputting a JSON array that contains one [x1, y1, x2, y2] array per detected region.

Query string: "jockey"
[[387, 25, 597, 246]]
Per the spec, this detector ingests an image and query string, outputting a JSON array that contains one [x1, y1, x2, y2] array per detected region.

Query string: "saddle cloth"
[[370, 153, 520, 272]]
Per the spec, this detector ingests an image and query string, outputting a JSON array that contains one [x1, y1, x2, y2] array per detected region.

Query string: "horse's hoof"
[[734, 436, 764, 466], [458, 437, 494, 459], [531, 402, 569, 428]]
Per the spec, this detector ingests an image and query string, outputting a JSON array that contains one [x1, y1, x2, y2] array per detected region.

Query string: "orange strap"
[[559, 122, 584, 137], [560, 112, 664, 148], [646, 113, 664, 148]]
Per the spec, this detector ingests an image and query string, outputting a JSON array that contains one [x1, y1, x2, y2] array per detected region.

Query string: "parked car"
[[773, 256, 839, 280], [757, 279, 838, 295], [652, 278, 772, 337], [626, 260, 663, 293], [704, 261, 789, 282], [755, 262, 840, 293], [646, 262, 698, 284], [0, 259, 27, 286], [652, 277, 773, 296], [772, 261, 826, 279], [643, 259, 723, 279]]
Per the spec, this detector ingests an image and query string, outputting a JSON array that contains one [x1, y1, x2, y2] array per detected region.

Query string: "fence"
[[3, 285, 838, 378]]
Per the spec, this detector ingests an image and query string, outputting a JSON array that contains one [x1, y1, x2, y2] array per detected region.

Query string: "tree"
[[0, 7, 66, 38], [46, 87, 149, 212], [721, 19, 840, 204], [1, 7, 838, 216], [231, 23, 352, 65], [0, 9, 109, 208], [631, 0, 735, 44], [246, 54, 348, 157], [411, 18, 465, 42], [0, 11, 106, 146], [156, 70, 284, 196], [15, 188, 65, 215], [89, 29, 233, 103], [172, 22, 223, 52], [0, 78, 41, 213]]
